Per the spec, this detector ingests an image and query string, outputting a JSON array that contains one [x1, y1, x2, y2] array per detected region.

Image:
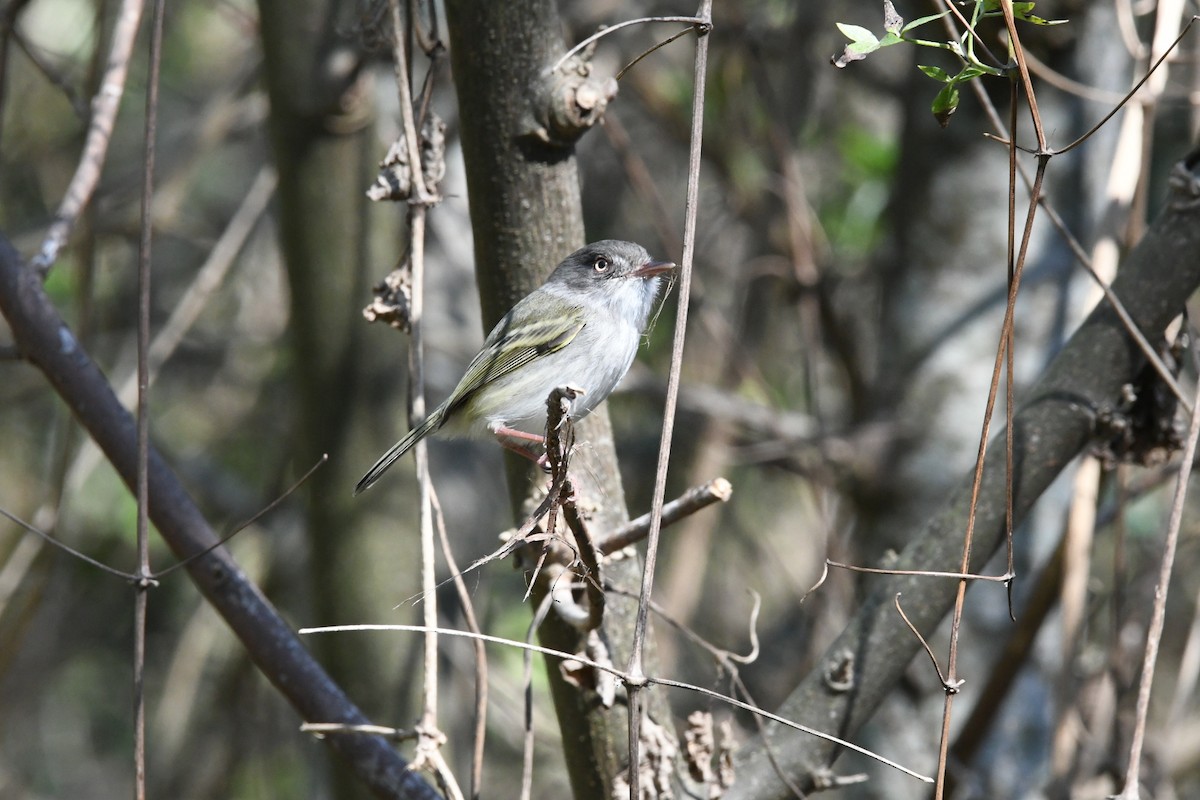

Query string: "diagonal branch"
[[0, 231, 441, 800], [726, 153, 1200, 799], [32, 0, 146, 276]]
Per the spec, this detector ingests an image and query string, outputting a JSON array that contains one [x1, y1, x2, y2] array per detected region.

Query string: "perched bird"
[[354, 240, 674, 495]]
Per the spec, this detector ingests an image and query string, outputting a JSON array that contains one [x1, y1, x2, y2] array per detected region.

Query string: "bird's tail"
[[354, 410, 443, 495]]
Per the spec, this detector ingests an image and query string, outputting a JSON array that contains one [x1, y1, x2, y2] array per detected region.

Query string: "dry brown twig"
[[32, 0, 146, 275], [1114, 360, 1200, 798], [132, 5, 167, 797], [625, 3, 713, 791], [520, 591, 555, 800], [379, 3, 464, 797]]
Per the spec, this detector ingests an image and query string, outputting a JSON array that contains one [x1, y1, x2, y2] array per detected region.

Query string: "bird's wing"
[[444, 302, 586, 415]]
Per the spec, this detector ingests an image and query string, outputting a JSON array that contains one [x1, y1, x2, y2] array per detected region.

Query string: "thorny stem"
[[1004, 78, 1018, 619], [934, 156, 1050, 798]]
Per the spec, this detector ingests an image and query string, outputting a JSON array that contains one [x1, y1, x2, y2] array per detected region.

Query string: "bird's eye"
[[593, 257, 611, 273]]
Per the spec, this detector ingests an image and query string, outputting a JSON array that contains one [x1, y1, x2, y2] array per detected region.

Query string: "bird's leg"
[[490, 424, 551, 471]]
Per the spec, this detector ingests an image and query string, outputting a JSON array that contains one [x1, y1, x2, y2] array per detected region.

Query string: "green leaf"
[[879, 31, 904, 47], [832, 22, 882, 64], [931, 81, 960, 127], [1021, 14, 1067, 25], [902, 10, 951, 33], [836, 23, 880, 48], [917, 64, 952, 82]]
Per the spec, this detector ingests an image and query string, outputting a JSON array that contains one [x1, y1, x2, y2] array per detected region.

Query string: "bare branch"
[[32, 0, 147, 275], [1114, 355, 1200, 797], [600, 477, 731, 554], [0, 232, 441, 799], [627, 5, 713, 786]]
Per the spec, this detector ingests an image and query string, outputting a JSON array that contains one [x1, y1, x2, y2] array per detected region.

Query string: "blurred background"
[[2, 1, 1200, 797]]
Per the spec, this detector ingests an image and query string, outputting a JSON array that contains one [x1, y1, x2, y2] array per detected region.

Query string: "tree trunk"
[[444, 2, 671, 797], [257, 2, 380, 796]]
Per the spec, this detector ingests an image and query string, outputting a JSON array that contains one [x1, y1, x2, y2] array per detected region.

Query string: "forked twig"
[[548, 15, 707, 75], [894, 594, 962, 693]]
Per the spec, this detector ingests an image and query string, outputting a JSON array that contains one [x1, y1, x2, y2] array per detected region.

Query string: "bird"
[[354, 239, 674, 495]]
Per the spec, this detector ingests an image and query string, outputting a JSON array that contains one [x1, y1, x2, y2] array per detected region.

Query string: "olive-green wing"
[[443, 302, 585, 416]]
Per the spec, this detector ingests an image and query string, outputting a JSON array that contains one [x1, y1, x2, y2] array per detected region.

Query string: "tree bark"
[[444, 2, 670, 797], [256, 2, 382, 796]]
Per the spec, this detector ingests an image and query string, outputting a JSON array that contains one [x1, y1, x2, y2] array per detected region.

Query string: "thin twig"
[[430, 485, 487, 800], [894, 594, 960, 692], [302, 722, 419, 741], [626, 4, 711, 793], [616, 25, 701, 81], [388, 0, 449, 784], [599, 477, 731, 554], [826, 559, 1013, 584], [391, 0, 435, 205], [1115, 363, 1200, 798], [302, 622, 934, 784], [1003, 77, 1018, 622], [521, 592, 554, 800], [0, 505, 138, 580], [560, 479, 604, 631], [549, 15, 706, 75], [32, 0, 147, 275], [1056, 16, 1197, 156], [132, 3, 166, 797], [152, 454, 328, 580]]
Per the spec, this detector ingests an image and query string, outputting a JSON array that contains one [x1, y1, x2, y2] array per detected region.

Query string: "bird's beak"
[[632, 258, 676, 278]]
